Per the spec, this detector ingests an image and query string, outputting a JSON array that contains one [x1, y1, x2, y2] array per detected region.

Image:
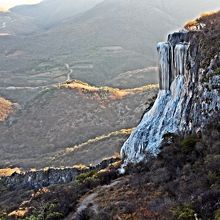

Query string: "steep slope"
[[121, 10, 220, 164], [0, 10, 220, 220], [0, 81, 158, 168]]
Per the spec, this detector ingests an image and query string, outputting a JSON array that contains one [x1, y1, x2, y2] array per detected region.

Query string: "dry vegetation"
[[72, 116, 220, 220], [0, 97, 12, 122], [185, 10, 220, 69], [184, 10, 220, 30], [61, 80, 158, 102], [0, 81, 158, 168], [0, 167, 21, 177], [1, 118, 219, 220]]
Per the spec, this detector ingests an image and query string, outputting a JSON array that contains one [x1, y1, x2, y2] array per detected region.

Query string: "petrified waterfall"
[[121, 34, 190, 163]]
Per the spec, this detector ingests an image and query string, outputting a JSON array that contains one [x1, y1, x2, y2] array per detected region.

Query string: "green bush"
[[213, 68, 220, 76], [171, 204, 195, 220], [26, 201, 64, 220], [76, 170, 98, 183], [180, 136, 198, 154], [46, 212, 64, 220], [25, 216, 40, 220], [207, 171, 220, 185], [215, 209, 220, 220]]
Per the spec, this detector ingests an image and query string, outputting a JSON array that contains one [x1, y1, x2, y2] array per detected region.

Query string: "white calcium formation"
[[121, 31, 220, 164], [121, 33, 191, 164]]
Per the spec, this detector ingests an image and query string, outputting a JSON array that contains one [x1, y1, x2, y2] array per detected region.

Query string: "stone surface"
[[0, 158, 120, 190], [121, 31, 220, 164]]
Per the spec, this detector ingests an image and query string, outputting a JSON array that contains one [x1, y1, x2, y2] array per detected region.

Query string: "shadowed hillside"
[[0, 81, 158, 168]]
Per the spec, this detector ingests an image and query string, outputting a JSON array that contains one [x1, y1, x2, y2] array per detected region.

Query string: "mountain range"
[[0, 0, 219, 90]]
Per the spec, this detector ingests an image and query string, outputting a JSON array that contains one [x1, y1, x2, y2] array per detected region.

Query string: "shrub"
[[215, 209, 220, 220], [180, 136, 198, 154], [76, 170, 97, 183], [25, 216, 39, 220], [46, 212, 64, 220], [207, 171, 220, 185], [162, 132, 177, 143], [171, 204, 195, 220], [213, 68, 220, 76], [26, 201, 64, 220]]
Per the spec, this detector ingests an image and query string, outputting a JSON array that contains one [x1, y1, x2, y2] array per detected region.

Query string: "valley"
[[0, 80, 158, 169], [0, 2, 220, 219], [0, 0, 219, 89]]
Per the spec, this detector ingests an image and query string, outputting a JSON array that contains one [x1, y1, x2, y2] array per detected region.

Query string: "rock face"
[[121, 30, 220, 164], [1, 168, 81, 190], [0, 158, 119, 190]]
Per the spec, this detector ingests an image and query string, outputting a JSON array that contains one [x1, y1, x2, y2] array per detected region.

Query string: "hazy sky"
[[0, 0, 41, 11]]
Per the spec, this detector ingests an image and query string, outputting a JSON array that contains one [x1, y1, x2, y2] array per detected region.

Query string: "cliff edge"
[[121, 10, 220, 164]]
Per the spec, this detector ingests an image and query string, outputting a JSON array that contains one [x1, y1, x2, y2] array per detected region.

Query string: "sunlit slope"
[[0, 97, 12, 121]]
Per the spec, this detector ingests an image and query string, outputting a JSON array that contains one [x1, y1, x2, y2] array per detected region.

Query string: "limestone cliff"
[[121, 11, 220, 164]]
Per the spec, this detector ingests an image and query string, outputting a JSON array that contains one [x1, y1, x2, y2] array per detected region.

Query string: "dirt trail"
[[64, 180, 121, 220]]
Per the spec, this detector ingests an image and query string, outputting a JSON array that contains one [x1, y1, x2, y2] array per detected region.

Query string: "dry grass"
[[8, 208, 29, 218], [0, 167, 21, 177], [184, 9, 220, 30], [60, 80, 158, 101], [0, 97, 13, 122]]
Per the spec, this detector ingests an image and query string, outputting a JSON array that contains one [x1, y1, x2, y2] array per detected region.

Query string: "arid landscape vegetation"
[[0, 0, 219, 169], [0, 80, 158, 168], [0, 1, 220, 220]]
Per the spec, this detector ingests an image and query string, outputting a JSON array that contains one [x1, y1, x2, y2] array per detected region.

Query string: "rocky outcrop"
[[121, 14, 220, 164], [0, 158, 120, 190], [1, 167, 80, 190]]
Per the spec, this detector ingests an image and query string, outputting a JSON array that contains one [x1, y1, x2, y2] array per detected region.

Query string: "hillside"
[[10, 0, 103, 28], [0, 81, 158, 168], [0, 4, 220, 220], [0, 0, 219, 90], [0, 9, 219, 220], [0, 97, 12, 122]]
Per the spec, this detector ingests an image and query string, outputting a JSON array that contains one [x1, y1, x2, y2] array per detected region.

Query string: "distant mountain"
[[0, 12, 41, 35], [11, 0, 104, 28], [0, 0, 219, 87]]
